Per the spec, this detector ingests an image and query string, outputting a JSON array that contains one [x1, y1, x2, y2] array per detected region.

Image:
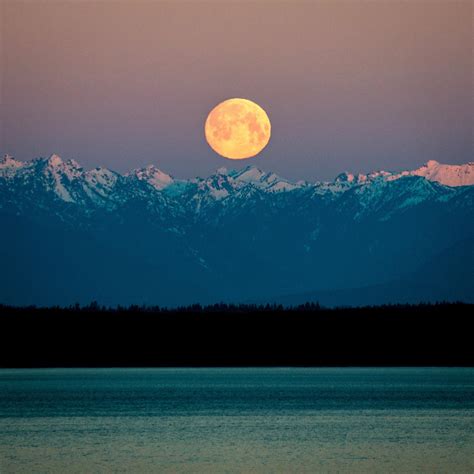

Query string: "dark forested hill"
[[268, 239, 474, 307]]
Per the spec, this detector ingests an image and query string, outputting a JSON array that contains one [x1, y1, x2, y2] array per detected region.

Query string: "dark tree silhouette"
[[0, 302, 472, 367]]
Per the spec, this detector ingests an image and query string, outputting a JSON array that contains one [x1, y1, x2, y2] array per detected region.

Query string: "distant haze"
[[1, 1, 472, 181]]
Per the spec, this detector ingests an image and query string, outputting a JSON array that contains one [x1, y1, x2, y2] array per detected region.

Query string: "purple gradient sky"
[[1, 1, 472, 180]]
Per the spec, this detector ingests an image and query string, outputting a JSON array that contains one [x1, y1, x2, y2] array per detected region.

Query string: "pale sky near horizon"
[[1, 1, 472, 180]]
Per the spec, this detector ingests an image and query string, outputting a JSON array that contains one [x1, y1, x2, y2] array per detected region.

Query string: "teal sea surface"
[[0, 368, 473, 473]]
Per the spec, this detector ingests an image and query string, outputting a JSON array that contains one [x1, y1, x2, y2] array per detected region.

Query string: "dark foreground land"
[[0, 303, 472, 367]]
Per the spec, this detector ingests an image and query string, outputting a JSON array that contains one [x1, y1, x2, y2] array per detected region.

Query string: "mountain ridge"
[[1, 154, 473, 199], [1, 153, 473, 307]]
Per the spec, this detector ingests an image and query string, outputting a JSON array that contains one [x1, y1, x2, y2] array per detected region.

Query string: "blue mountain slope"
[[1, 155, 473, 306], [267, 238, 474, 307]]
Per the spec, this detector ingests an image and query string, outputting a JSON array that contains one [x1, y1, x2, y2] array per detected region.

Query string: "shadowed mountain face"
[[269, 239, 474, 307], [1, 155, 473, 306]]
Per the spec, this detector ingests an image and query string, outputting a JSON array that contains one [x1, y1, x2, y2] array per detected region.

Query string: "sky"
[[1, 1, 472, 181]]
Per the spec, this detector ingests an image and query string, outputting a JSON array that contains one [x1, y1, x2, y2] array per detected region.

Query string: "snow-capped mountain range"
[[1, 153, 473, 307], [1, 154, 472, 204]]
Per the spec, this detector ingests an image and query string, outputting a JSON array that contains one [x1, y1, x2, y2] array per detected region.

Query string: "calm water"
[[0, 368, 473, 473]]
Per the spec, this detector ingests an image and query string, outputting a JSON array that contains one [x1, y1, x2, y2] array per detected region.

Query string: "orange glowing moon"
[[205, 98, 271, 160]]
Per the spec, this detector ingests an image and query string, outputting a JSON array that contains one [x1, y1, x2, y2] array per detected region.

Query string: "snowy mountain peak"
[[47, 153, 64, 167], [393, 161, 474, 187], [216, 167, 229, 175], [335, 172, 356, 183], [1, 154, 20, 166], [333, 162, 473, 188], [228, 166, 299, 192], [233, 165, 265, 183], [40, 154, 83, 181], [0, 155, 25, 178], [335, 170, 392, 185], [367, 170, 392, 180], [129, 165, 174, 190], [1, 154, 23, 169]]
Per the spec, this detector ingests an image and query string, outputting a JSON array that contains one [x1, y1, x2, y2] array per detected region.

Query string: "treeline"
[[0, 301, 322, 313], [0, 302, 472, 367], [0, 300, 464, 314]]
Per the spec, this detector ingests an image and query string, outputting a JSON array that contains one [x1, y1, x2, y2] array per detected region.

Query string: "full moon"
[[205, 98, 271, 160]]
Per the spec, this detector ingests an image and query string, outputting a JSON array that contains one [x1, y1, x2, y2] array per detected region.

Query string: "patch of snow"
[[129, 165, 173, 190], [209, 188, 229, 199], [84, 168, 119, 199], [48, 154, 63, 167], [67, 159, 82, 169], [47, 171, 74, 202], [233, 166, 266, 183], [367, 170, 392, 180], [0, 155, 25, 177], [34, 155, 80, 202], [229, 166, 301, 193], [86, 167, 117, 186], [267, 181, 298, 192], [402, 161, 474, 187], [1, 154, 24, 168]]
